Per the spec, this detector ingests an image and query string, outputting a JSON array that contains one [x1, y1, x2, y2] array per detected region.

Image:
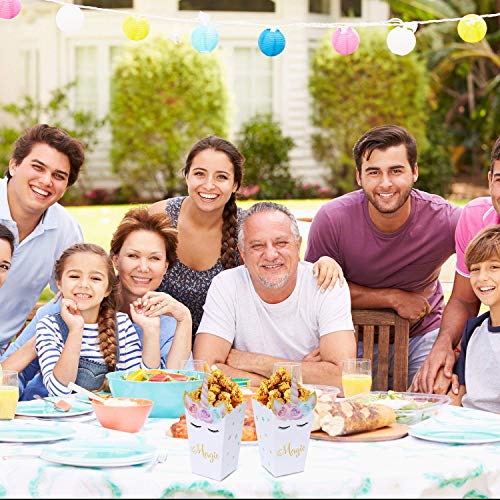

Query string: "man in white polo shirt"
[[0, 124, 84, 350]]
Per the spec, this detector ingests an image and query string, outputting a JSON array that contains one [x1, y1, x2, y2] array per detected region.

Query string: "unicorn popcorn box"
[[184, 369, 246, 481], [253, 368, 317, 477]]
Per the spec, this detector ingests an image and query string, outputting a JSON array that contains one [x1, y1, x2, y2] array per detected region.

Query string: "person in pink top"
[[412, 136, 500, 394]]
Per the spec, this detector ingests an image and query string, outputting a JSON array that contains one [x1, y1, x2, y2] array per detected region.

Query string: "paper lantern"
[[122, 15, 150, 41], [331, 27, 360, 56], [0, 0, 21, 20], [258, 28, 286, 57], [386, 26, 416, 56], [191, 25, 219, 53], [55, 5, 84, 34], [457, 14, 487, 43]]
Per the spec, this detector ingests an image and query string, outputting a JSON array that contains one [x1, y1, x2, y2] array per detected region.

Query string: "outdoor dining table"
[[1, 403, 499, 498]]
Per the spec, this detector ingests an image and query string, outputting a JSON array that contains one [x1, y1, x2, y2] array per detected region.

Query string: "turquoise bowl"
[[106, 370, 203, 418]]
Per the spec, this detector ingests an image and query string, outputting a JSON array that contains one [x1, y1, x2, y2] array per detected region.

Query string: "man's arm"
[[223, 330, 356, 388], [349, 282, 430, 323], [414, 272, 480, 394]]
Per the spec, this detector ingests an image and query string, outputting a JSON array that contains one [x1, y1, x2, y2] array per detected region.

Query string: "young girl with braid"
[[35, 243, 161, 397], [149, 136, 342, 342]]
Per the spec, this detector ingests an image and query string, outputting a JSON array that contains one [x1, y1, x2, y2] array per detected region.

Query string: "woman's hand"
[[313, 256, 344, 292], [134, 291, 191, 323], [129, 302, 161, 330], [60, 298, 84, 333]]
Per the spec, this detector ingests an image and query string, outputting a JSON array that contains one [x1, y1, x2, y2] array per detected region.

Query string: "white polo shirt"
[[0, 177, 83, 349]]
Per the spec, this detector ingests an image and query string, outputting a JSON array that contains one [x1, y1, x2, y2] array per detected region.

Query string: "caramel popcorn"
[[189, 368, 244, 412], [255, 367, 312, 409]]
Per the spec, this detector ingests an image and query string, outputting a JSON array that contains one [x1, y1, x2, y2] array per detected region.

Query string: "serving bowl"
[[91, 397, 153, 433], [106, 370, 203, 418], [348, 391, 451, 425]]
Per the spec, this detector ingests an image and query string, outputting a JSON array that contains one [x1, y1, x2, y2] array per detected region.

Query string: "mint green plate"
[[16, 399, 93, 418], [409, 426, 500, 444], [0, 422, 76, 442], [40, 439, 156, 467]]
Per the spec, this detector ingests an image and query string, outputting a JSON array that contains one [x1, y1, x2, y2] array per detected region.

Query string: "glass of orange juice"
[[0, 370, 19, 420], [341, 359, 372, 398]]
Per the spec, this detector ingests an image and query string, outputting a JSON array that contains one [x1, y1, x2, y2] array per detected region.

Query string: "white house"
[[0, 0, 389, 191]]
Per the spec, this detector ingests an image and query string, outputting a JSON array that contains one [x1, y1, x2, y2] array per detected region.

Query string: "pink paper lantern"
[[331, 27, 360, 56], [0, 0, 22, 20]]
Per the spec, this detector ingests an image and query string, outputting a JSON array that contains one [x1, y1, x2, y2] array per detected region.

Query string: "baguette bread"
[[320, 401, 396, 436]]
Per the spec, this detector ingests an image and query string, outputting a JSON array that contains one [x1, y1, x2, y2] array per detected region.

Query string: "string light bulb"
[[258, 28, 286, 57], [0, 0, 22, 20], [331, 26, 360, 55], [457, 14, 488, 43], [55, 5, 84, 34], [122, 15, 150, 41], [386, 22, 417, 56]]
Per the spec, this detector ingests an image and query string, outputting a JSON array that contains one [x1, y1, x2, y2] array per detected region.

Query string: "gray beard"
[[257, 273, 289, 289]]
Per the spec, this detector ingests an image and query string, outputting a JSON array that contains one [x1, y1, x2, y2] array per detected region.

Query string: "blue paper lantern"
[[191, 25, 219, 53], [258, 28, 286, 57]]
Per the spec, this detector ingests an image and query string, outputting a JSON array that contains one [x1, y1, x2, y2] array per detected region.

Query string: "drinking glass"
[[0, 370, 19, 420], [178, 359, 209, 372], [272, 361, 303, 384], [341, 359, 372, 398]]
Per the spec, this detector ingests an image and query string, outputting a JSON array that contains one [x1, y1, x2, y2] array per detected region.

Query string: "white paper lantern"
[[386, 26, 416, 56], [55, 5, 84, 34]]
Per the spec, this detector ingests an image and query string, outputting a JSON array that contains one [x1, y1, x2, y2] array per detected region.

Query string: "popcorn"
[[254, 367, 313, 409]]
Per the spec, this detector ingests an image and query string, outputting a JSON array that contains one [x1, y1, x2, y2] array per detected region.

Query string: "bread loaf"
[[320, 401, 395, 436]]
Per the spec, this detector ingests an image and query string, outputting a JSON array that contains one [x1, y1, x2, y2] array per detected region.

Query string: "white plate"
[[40, 439, 156, 467], [16, 399, 93, 418], [0, 422, 76, 443]]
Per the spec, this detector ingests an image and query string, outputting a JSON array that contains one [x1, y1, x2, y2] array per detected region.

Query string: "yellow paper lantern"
[[457, 14, 487, 43], [122, 15, 150, 41]]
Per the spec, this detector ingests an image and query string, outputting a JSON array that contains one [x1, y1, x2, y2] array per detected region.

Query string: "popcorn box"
[[253, 397, 315, 477], [185, 395, 247, 481]]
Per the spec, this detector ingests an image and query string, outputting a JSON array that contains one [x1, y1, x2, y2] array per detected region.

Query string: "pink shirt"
[[455, 197, 500, 277]]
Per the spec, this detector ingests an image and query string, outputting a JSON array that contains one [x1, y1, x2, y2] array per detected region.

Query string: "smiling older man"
[[0, 124, 84, 349], [193, 201, 356, 388]]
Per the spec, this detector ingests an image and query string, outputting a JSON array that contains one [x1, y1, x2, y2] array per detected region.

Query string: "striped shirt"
[[36, 312, 147, 397]]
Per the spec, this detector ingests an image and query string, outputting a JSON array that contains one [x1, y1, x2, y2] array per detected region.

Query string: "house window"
[[233, 47, 273, 131], [22, 49, 40, 100], [178, 1, 275, 12], [341, 0, 361, 17], [75, 46, 98, 114], [74, 1, 133, 7], [309, 0, 330, 14]]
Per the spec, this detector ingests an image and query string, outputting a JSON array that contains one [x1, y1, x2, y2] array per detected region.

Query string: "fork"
[[144, 449, 168, 471], [33, 394, 71, 412]]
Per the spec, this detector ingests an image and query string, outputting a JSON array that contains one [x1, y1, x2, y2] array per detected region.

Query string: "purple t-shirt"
[[305, 189, 462, 338]]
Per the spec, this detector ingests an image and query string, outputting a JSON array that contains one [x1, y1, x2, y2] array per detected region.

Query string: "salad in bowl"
[[348, 390, 451, 425]]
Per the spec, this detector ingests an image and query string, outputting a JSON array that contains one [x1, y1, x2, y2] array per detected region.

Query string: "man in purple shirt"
[[305, 125, 461, 387]]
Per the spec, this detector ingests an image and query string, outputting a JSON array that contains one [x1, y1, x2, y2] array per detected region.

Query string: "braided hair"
[[184, 136, 244, 269], [54, 243, 119, 369]]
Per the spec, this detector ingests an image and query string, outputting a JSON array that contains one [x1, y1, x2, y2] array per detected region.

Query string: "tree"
[[236, 113, 297, 199], [0, 82, 104, 182], [309, 28, 429, 195], [109, 35, 229, 200]]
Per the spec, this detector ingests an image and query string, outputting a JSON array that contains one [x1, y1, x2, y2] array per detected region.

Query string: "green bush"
[[236, 113, 299, 199], [309, 28, 429, 195], [109, 35, 229, 200]]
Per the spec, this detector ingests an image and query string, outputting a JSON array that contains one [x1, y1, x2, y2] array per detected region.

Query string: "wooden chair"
[[352, 308, 410, 392], [15, 302, 44, 337]]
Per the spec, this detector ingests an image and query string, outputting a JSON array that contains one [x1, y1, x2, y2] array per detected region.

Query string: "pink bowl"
[[91, 397, 153, 433]]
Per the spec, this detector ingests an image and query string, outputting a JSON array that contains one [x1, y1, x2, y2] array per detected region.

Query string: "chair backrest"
[[351, 308, 410, 392]]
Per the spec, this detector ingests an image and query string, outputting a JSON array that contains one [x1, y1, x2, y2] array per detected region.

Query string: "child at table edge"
[[450, 225, 500, 413]]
